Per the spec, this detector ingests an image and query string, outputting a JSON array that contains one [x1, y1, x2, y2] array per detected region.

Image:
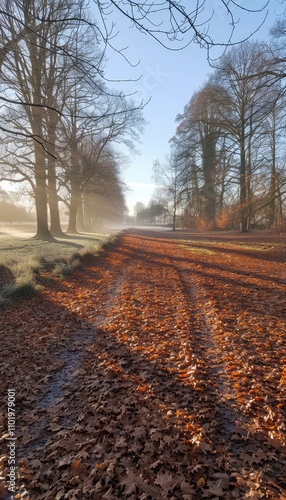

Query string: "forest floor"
[[1, 228, 286, 500]]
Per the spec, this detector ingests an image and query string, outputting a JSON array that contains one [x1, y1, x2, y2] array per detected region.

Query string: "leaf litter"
[[0, 229, 285, 499]]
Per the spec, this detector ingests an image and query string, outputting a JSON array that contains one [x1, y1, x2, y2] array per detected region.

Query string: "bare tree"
[[1, 0, 139, 238], [174, 83, 223, 229], [0, 1, 270, 117], [153, 154, 184, 230], [212, 41, 278, 231], [168, 38, 286, 232], [94, 0, 269, 55], [81, 153, 126, 230], [58, 91, 145, 234], [251, 87, 286, 227]]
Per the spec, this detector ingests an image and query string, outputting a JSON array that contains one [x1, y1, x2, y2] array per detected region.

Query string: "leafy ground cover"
[[0, 228, 285, 499]]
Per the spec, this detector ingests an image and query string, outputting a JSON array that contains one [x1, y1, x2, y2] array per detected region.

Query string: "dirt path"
[[1, 229, 286, 499]]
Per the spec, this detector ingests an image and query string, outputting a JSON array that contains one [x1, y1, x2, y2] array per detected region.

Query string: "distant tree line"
[[154, 30, 286, 231], [0, 189, 35, 223], [132, 201, 166, 225]]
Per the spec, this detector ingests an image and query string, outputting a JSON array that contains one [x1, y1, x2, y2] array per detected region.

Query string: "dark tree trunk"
[[202, 135, 216, 229]]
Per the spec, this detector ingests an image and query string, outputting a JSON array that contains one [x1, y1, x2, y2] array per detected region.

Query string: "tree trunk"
[[239, 137, 248, 233], [246, 114, 253, 230], [47, 139, 66, 237], [202, 135, 216, 229], [33, 143, 54, 241], [67, 180, 80, 234], [76, 195, 86, 232], [28, 26, 54, 242], [172, 207, 176, 230], [268, 122, 277, 228]]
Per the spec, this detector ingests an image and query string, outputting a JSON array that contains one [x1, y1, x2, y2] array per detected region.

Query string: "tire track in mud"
[[174, 266, 248, 454], [93, 237, 244, 468], [107, 233, 279, 477], [17, 328, 96, 459], [135, 241, 246, 460], [17, 252, 131, 462]]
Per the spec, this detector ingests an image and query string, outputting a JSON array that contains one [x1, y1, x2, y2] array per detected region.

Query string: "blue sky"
[[103, 0, 284, 215]]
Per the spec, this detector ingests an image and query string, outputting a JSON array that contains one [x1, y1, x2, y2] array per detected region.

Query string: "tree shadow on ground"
[[1, 235, 285, 498]]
